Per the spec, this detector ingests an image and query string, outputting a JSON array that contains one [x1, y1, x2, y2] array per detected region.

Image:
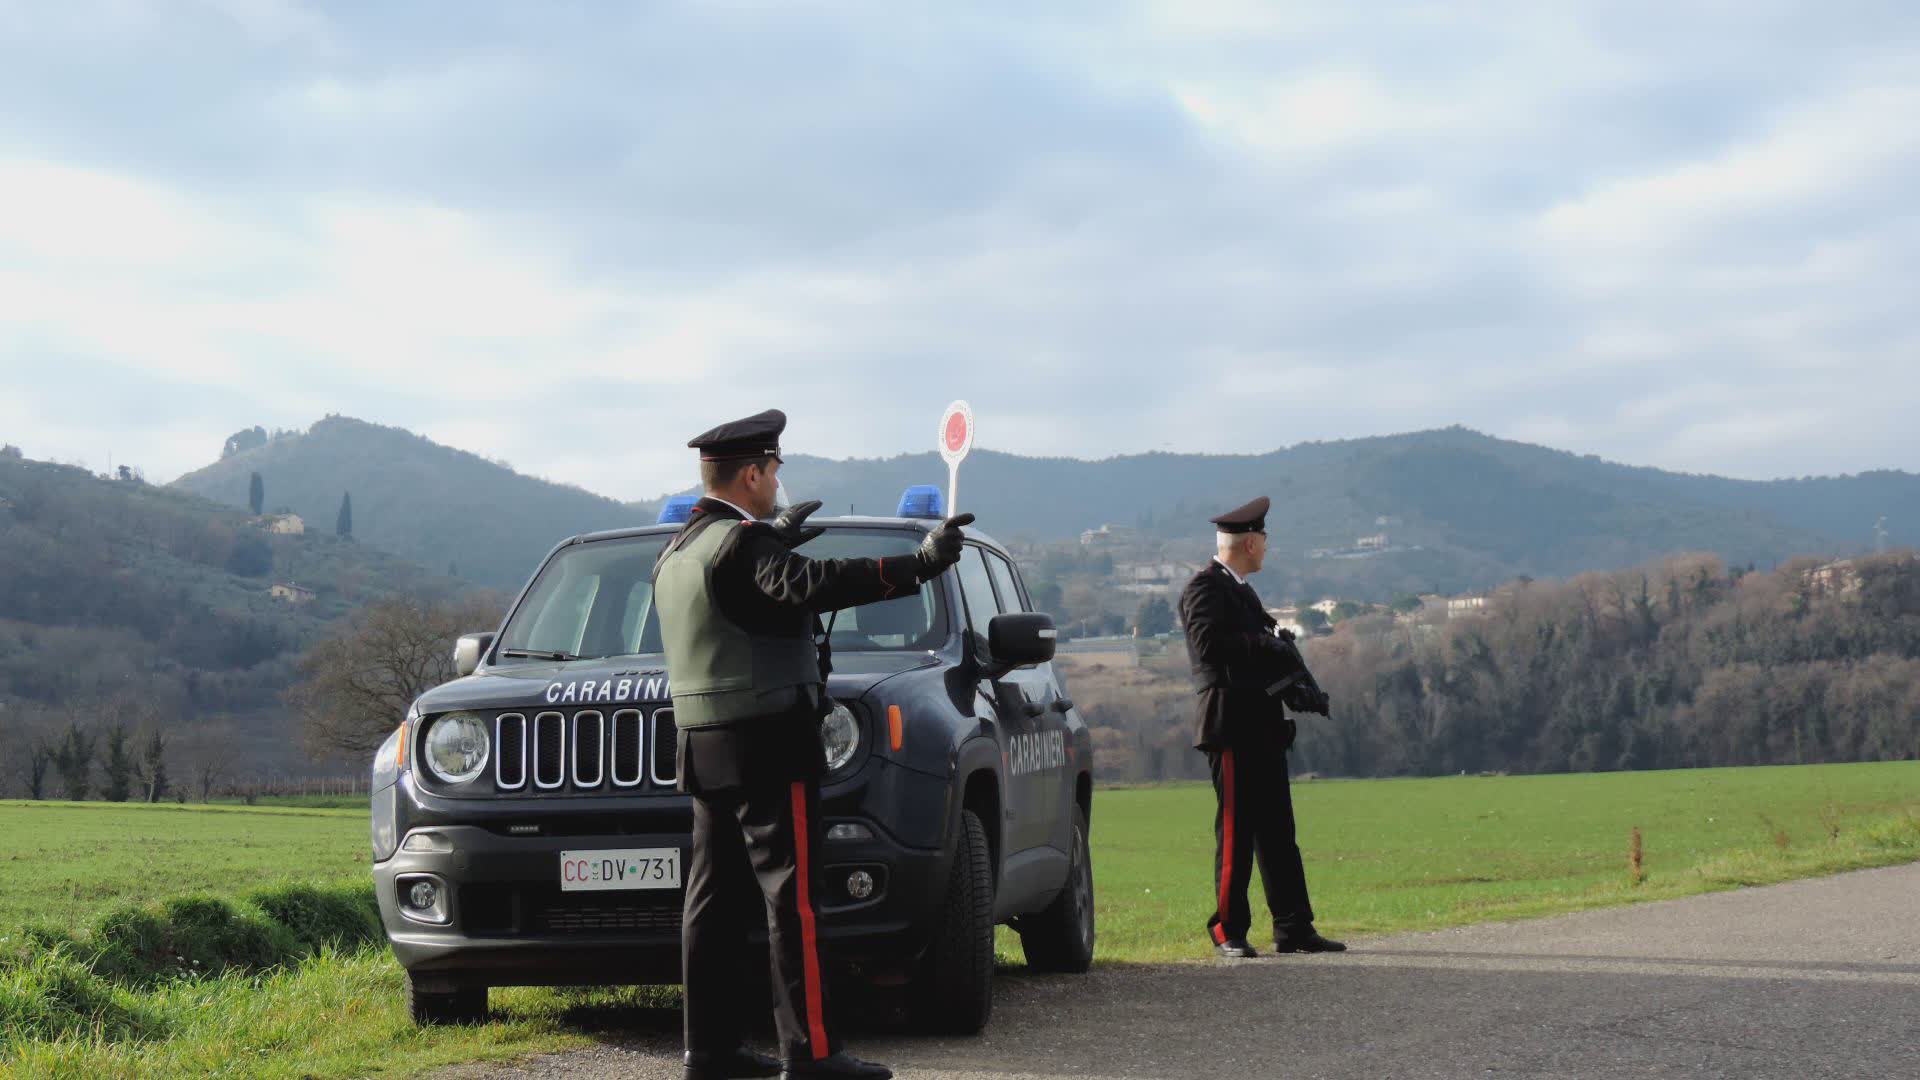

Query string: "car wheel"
[[910, 807, 994, 1034], [406, 972, 487, 1026], [1016, 804, 1095, 973]]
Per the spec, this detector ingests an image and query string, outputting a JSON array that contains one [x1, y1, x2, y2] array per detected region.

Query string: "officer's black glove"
[[1281, 716, 1298, 753], [768, 500, 826, 548], [1311, 689, 1332, 716], [1275, 626, 1297, 643], [913, 513, 976, 579]]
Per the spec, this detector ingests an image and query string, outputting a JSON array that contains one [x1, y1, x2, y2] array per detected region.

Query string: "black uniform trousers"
[[680, 710, 838, 1064], [1206, 736, 1315, 945]]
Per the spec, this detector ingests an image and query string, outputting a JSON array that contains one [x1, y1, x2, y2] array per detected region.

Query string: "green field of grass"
[[0, 802, 371, 931], [5, 761, 1920, 1077], [1086, 760, 1920, 961]]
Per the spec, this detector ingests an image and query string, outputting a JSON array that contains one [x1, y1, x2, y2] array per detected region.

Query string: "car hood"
[[414, 651, 940, 714]]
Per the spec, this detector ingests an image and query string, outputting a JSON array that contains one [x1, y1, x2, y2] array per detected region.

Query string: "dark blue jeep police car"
[[369, 490, 1095, 1032]]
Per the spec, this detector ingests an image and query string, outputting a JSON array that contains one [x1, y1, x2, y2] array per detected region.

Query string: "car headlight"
[[821, 702, 860, 773], [423, 712, 490, 784]]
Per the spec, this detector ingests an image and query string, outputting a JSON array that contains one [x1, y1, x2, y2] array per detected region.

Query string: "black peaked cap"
[[688, 409, 786, 462], [1211, 495, 1269, 534]]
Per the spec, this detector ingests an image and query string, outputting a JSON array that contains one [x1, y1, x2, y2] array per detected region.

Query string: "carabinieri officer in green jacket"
[[653, 409, 972, 1080]]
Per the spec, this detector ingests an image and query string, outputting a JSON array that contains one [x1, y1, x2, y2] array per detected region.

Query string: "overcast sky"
[[2, 2, 1916, 501]]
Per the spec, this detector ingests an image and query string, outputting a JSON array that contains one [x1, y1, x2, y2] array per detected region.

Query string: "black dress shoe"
[[1274, 930, 1346, 953], [1213, 938, 1259, 958], [782, 1051, 893, 1079], [685, 1046, 782, 1079]]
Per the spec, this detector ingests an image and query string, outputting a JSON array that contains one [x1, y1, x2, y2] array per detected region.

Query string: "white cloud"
[[0, 2, 1916, 496]]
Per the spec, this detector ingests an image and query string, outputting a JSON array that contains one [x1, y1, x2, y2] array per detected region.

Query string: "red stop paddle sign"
[[938, 400, 974, 513], [940, 401, 974, 463]]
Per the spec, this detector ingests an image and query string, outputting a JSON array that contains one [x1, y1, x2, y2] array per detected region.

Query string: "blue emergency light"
[[657, 495, 698, 524], [896, 485, 945, 519]]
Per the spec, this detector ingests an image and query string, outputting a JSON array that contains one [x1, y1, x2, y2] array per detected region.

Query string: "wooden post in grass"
[[1628, 826, 1644, 887]]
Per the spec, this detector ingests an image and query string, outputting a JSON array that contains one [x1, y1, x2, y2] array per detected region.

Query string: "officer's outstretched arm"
[[746, 514, 974, 613], [748, 533, 925, 612]]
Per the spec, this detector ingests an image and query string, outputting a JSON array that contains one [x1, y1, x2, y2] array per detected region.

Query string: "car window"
[[984, 551, 1028, 613], [498, 536, 668, 659], [955, 545, 1003, 640], [802, 530, 948, 651]]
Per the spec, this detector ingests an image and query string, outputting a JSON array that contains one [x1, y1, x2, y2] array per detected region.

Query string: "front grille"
[[496, 713, 527, 789], [651, 709, 678, 786], [536, 895, 682, 935], [533, 712, 566, 788], [483, 706, 672, 794], [460, 884, 681, 936], [611, 710, 644, 787], [572, 711, 604, 787]]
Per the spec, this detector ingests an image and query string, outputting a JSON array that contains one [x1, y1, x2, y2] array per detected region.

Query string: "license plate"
[[558, 848, 681, 892]]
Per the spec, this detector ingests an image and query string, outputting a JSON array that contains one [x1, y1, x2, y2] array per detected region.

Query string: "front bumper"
[[373, 761, 952, 991]]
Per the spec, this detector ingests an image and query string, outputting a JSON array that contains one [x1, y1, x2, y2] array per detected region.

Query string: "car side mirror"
[[453, 632, 496, 678], [987, 612, 1057, 674]]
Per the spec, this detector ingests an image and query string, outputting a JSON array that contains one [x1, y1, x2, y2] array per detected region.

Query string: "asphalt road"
[[432, 862, 1920, 1079]]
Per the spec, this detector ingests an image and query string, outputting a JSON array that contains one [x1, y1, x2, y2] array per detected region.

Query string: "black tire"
[[1017, 805, 1095, 973], [909, 808, 994, 1035], [405, 972, 487, 1026]]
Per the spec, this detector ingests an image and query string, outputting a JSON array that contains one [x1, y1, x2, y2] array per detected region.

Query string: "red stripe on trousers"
[[1217, 749, 1235, 932], [790, 782, 830, 1060]]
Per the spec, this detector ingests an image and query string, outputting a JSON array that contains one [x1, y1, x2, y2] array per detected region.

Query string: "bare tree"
[[288, 593, 504, 757], [193, 754, 229, 803], [137, 726, 169, 803]]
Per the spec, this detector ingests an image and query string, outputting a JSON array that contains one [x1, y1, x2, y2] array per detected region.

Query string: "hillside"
[[171, 417, 660, 588], [171, 418, 1915, 599], [0, 452, 483, 776], [782, 427, 1909, 596]]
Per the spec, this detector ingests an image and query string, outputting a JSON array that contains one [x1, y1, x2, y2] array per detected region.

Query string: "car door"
[[953, 544, 1047, 854], [982, 549, 1070, 849]]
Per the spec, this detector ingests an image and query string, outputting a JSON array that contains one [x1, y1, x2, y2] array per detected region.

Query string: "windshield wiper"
[[498, 648, 583, 662]]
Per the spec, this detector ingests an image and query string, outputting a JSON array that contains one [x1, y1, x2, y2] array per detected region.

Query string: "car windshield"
[[494, 528, 946, 661]]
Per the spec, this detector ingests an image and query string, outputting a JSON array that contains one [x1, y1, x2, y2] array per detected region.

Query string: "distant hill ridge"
[[171, 417, 1917, 595]]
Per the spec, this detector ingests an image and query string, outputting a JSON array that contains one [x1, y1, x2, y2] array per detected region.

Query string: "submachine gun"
[[1262, 630, 1330, 717]]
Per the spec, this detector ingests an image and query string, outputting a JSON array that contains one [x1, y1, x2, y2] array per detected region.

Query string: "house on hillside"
[[1806, 559, 1862, 597], [266, 513, 306, 535], [1356, 533, 1389, 551], [269, 582, 316, 604], [1448, 595, 1489, 617], [1266, 606, 1306, 638], [1079, 523, 1133, 547], [1116, 560, 1203, 594], [1310, 598, 1341, 617]]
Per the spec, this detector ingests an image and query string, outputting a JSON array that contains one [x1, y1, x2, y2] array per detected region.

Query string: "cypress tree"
[[249, 471, 264, 515], [337, 491, 353, 538]]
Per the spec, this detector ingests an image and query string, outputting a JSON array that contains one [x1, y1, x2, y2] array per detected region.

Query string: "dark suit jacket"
[[1178, 561, 1297, 751]]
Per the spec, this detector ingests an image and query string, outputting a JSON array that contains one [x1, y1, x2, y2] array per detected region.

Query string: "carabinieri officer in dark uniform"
[[1178, 496, 1345, 959], [653, 409, 972, 1080]]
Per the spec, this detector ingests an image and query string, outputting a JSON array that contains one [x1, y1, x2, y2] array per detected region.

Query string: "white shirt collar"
[[707, 496, 757, 522], [1212, 556, 1247, 586]]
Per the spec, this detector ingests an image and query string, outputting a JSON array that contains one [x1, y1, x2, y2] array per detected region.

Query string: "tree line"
[[1295, 551, 1920, 777], [1070, 551, 1920, 782]]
